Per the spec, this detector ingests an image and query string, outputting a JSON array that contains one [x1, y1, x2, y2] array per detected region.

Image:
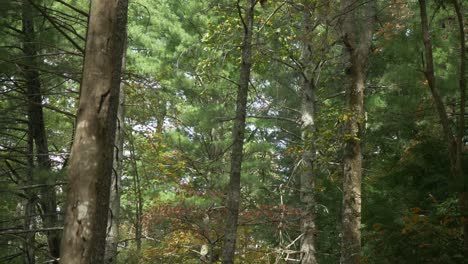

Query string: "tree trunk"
[[221, 1, 256, 263], [299, 3, 317, 264], [450, 0, 467, 254], [22, 198, 36, 264], [418, 0, 455, 148], [21, 0, 60, 261], [128, 132, 143, 255], [59, 0, 128, 263], [104, 52, 126, 264], [419, 0, 467, 254], [340, 1, 374, 263], [23, 124, 35, 264], [134, 153, 143, 254]]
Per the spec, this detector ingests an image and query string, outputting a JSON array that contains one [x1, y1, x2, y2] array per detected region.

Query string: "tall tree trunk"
[[418, 0, 467, 254], [21, 0, 60, 261], [59, 0, 128, 263], [128, 132, 143, 255], [450, 0, 467, 254], [104, 52, 127, 264], [299, 3, 317, 264], [418, 0, 455, 148], [134, 154, 143, 254], [23, 123, 36, 264], [222, 1, 256, 263], [22, 198, 36, 264], [340, 1, 374, 263]]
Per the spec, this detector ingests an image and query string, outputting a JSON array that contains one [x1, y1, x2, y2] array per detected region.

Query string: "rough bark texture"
[[59, 0, 128, 263], [340, 1, 374, 263], [299, 3, 317, 263], [419, 0, 467, 254], [104, 54, 126, 264], [221, 1, 255, 263], [22, 0, 60, 261]]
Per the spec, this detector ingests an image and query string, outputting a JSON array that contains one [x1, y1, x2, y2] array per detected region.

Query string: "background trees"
[[0, 0, 466, 263]]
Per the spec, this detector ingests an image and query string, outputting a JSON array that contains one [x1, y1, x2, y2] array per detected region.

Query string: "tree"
[[417, 0, 467, 254], [222, 0, 257, 263], [59, 0, 128, 262], [2, 0, 467, 262], [298, 1, 318, 263], [339, 0, 375, 263], [21, 1, 62, 261], [104, 52, 127, 263], [450, 0, 467, 253], [0, 0, 85, 262]]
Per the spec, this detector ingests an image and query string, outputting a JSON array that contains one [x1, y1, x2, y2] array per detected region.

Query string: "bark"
[[104, 52, 126, 264], [22, 0, 60, 261], [340, 1, 374, 263], [418, 0, 467, 254], [59, 0, 128, 263], [221, 1, 256, 263], [299, 3, 317, 264]]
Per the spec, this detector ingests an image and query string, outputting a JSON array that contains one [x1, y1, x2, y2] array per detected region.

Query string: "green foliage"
[[1, 0, 466, 262]]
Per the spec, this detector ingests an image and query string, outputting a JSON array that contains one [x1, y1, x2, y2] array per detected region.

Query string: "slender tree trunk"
[[418, 0, 455, 147], [128, 132, 143, 255], [222, 1, 256, 263], [450, 0, 467, 254], [299, 3, 317, 263], [419, 0, 467, 254], [104, 51, 127, 264], [23, 124, 36, 264], [340, 1, 374, 263], [21, 0, 60, 261], [59, 0, 128, 263], [134, 160, 143, 253], [22, 198, 36, 264]]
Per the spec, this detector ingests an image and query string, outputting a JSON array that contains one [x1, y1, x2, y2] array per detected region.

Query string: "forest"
[[0, 0, 466, 263]]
